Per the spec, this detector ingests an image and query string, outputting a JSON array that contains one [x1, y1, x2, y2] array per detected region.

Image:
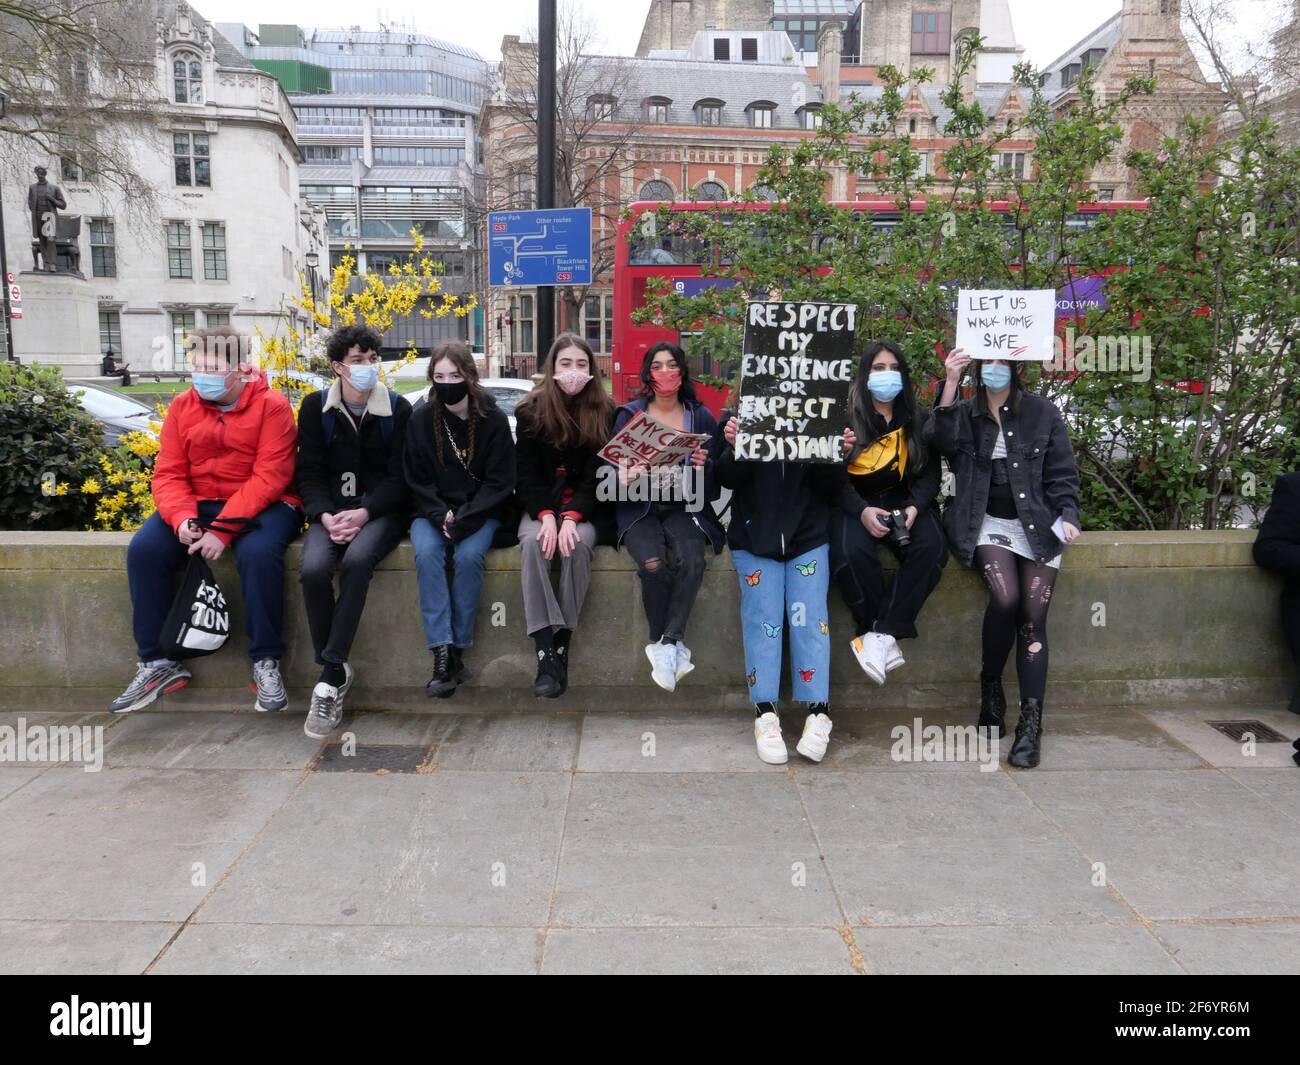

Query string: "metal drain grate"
[[1206, 720, 1290, 744], [314, 744, 434, 773]]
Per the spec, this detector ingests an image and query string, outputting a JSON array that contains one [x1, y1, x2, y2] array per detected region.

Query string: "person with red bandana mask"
[[513, 333, 616, 698], [606, 342, 724, 692]]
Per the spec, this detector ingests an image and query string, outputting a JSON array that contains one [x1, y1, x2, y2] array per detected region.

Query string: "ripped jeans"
[[975, 545, 1059, 704]]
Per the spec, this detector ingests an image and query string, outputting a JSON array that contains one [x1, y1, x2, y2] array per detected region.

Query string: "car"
[[411, 377, 535, 440], [267, 368, 331, 407], [69, 384, 157, 447]]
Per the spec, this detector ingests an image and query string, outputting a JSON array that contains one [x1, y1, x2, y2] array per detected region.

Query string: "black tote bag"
[[159, 516, 256, 660]]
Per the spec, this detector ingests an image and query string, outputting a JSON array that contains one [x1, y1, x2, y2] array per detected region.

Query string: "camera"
[[880, 509, 911, 549]]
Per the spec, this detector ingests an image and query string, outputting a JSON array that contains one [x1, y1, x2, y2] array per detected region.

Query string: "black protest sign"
[[735, 301, 857, 463]]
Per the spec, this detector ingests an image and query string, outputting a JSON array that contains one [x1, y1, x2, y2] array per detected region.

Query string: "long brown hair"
[[517, 332, 613, 450], [427, 340, 489, 468]]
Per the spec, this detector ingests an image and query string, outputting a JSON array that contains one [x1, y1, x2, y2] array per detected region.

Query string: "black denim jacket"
[[923, 390, 1082, 567]]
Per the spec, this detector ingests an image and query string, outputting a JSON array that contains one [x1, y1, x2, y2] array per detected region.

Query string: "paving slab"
[[0, 767, 43, 801], [1224, 768, 1300, 823], [152, 923, 541, 975], [798, 771, 1132, 925], [0, 767, 302, 922], [331, 712, 453, 748], [576, 713, 774, 773], [1141, 708, 1299, 769], [0, 919, 179, 975], [100, 711, 322, 770], [196, 771, 570, 927], [552, 773, 841, 927], [1149, 920, 1300, 975], [1015, 769, 1300, 921], [541, 927, 859, 974], [853, 923, 1182, 975], [431, 713, 582, 771], [0, 711, 119, 769]]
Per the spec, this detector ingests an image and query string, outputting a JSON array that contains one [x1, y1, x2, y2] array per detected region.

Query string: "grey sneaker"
[[108, 660, 191, 714], [252, 658, 288, 713], [304, 682, 343, 739]]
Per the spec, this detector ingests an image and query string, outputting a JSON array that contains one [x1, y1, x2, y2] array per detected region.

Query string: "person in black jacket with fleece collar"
[[514, 333, 615, 699], [296, 325, 413, 738], [716, 410, 844, 767], [1254, 471, 1300, 731], [404, 341, 516, 698]]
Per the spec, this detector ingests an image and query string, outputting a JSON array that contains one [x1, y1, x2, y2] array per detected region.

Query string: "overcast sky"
[[204, 0, 1277, 68]]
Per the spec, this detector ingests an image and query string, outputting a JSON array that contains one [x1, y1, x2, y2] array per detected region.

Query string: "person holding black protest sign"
[[926, 352, 1082, 769], [514, 333, 615, 698], [833, 341, 948, 683], [1252, 470, 1300, 721], [607, 342, 724, 692]]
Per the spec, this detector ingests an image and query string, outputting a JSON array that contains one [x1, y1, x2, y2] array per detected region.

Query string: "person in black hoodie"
[[1253, 470, 1300, 726], [716, 410, 843, 766], [925, 351, 1082, 769], [607, 342, 724, 693], [404, 340, 516, 698], [296, 325, 412, 738], [834, 340, 948, 685], [514, 332, 615, 698]]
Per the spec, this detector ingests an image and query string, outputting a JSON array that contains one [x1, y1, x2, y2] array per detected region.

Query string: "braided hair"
[[428, 340, 487, 469]]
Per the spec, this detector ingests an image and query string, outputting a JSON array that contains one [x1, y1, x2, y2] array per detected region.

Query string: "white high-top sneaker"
[[879, 633, 905, 675], [753, 706, 787, 765], [850, 632, 890, 684], [796, 710, 833, 763]]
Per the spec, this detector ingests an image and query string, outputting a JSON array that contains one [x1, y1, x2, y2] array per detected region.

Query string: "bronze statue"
[[28, 166, 67, 273]]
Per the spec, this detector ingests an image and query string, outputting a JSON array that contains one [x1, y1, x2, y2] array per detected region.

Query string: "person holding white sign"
[[832, 341, 949, 684], [607, 342, 724, 692], [926, 353, 1082, 769]]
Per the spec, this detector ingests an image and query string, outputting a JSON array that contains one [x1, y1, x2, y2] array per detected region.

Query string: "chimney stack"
[[817, 21, 843, 110]]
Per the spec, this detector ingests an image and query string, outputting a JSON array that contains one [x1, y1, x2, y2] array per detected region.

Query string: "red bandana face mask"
[[650, 368, 682, 396]]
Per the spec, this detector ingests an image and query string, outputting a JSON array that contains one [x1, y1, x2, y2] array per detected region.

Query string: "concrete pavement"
[[1, 704, 1298, 975]]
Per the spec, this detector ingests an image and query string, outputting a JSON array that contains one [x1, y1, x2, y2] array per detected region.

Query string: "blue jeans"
[[732, 545, 831, 705], [127, 500, 301, 662], [410, 517, 500, 648]]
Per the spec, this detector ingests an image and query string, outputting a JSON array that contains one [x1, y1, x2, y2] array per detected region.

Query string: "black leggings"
[[975, 545, 1058, 704]]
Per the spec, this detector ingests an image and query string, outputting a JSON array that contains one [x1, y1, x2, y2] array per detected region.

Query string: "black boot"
[[533, 648, 562, 699], [978, 674, 1007, 737], [553, 628, 572, 696], [1288, 681, 1300, 716], [1008, 698, 1043, 768], [449, 646, 472, 685], [425, 644, 457, 699]]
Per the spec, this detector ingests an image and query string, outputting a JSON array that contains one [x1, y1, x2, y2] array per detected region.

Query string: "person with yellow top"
[[833, 340, 949, 683]]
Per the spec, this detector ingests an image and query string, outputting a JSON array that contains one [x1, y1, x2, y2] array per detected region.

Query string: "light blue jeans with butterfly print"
[[732, 545, 831, 705]]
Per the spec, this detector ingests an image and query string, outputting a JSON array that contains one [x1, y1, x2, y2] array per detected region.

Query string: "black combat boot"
[[425, 644, 456, 699], [1008, 698, 1043, 768], [978, 673, 1008, 737]]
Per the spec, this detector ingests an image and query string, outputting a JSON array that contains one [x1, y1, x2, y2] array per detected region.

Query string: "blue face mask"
[[981, 364, 1013, 391], [193, 372, 232, 402], [346, 363, 379, 392], [867, 370, 904, 403]]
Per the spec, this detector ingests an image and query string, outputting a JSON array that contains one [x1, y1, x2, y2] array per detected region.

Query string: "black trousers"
[[1282, 590, 1300, 663], [830, 506, 948, 640], [622, 505, 708, 643], [299, 515, 405, 666]]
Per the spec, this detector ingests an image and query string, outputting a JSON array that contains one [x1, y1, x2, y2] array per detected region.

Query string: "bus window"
[[628, 230, 708, 266]]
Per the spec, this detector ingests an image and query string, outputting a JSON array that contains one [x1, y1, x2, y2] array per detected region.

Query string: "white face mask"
[[554, 370, 593, 396], [346, 363, 379, 392]]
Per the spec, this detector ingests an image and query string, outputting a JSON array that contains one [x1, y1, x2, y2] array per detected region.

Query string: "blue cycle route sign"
[[487, 208, 593, 287]]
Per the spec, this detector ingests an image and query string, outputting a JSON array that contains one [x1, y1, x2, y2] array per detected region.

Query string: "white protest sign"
[[599, 410, 709, 467], [956, 289, 1056, 361]]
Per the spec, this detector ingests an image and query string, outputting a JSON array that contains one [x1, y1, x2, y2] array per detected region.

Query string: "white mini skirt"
[[976, 514, 1062, 570]]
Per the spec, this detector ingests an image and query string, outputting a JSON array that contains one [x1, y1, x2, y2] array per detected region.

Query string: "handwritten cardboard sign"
[[956, 289, 1056, 360], [735, 301, 856, 463], [599, 410, 709, 467]]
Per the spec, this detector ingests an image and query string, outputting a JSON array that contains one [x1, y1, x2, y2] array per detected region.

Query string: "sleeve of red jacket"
[[151, 398, 199, 534], [212, 393, 299, 544]]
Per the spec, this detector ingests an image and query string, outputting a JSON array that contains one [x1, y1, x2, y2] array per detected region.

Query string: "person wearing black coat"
[[833, 341, 949, 687], [404, 341, 516, 698], [296, 326, 412, 736], [925, 351, 1082, 769], [1253, 471, 1300, 723], [606, 342, 725, 693], [715, 409, 843, 766]]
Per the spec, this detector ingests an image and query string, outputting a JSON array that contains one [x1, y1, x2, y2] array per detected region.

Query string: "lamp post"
[[0, 90, 16, 362], [536, 0, 556, 358], [304, 250, 320, 333]]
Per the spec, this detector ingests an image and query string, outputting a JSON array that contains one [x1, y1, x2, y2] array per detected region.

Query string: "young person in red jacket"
[[108, 328, 303, 714]]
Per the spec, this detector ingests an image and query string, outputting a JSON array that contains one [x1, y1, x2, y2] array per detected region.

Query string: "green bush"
[[0, 362, 105, 530]]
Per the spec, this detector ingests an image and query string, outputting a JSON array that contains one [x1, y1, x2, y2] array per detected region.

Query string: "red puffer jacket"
[[152, 369, 301, 544]]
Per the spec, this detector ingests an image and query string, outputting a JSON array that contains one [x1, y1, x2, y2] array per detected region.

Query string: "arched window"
[[747, 101, 777, 128], [644, 96, 671, 123], [694, 98, 724, 126], [696, 180, 727, 201], [173, 51, 203, 104], [750, 183, 779, 201], [586, 94, 617, 121], [798, 105, 823, 130], [639, 179, 674, 202]]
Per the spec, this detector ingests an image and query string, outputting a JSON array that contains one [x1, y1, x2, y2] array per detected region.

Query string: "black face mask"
[[433, 381, 469, 406]]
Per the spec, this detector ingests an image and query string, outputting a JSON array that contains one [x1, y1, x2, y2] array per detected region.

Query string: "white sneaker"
[[646, 641, 678, 692], [879, 634, 905, 675], [796, 712, 833, 763], [754, 710, 788, 765], [850, 632, 889, 685], [675, 643, 695, 681]]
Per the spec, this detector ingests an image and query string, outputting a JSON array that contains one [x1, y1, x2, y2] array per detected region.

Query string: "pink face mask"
[[554, 370, 593, 396]]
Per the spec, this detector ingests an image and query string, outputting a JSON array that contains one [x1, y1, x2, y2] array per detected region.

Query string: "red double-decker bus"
[[610, 199, 1150, 415]]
